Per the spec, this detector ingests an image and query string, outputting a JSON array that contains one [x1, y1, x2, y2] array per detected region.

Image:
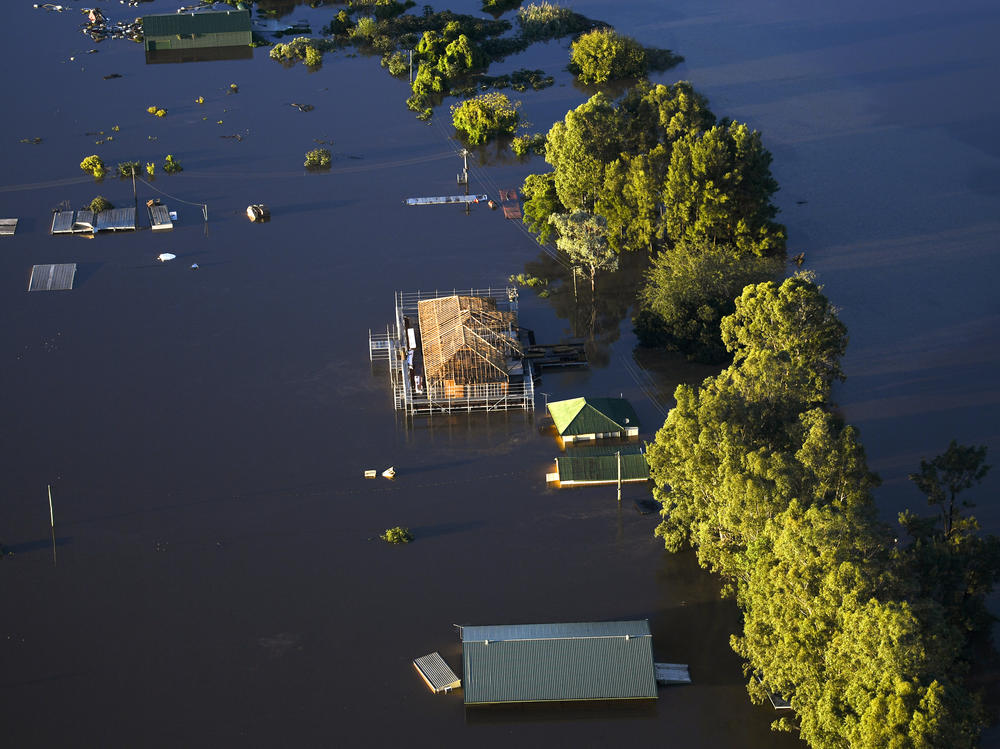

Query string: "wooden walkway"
[[148, 204, 173, 231], [28, 263, 77, 291]]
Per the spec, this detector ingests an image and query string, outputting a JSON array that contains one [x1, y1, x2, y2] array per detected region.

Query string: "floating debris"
[[246, 204, 270, 223], [220, 134, 244, 142], [382, 466, 396, 479], [190, 263, 199, 269], [156, 253, 176, 263], [291, 102, 314, 112], [19, 137, 43, 145], [364, 469, 377, 479], [103, 73, 123, 79], [34, 4, 67, 11], [228, 83, 239, 94]]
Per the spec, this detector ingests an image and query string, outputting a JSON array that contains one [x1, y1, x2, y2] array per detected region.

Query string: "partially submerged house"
[[547, 397, 640, 442], [141, 10, 252, 61], [460, 621, 658, 705], [369, 288, 535, 415]]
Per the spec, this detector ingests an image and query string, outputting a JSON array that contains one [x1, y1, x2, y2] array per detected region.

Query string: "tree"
[[569, 28, 647, 84], [450, 92, 519, 145], [520, 172, 564, 245], [908, 441, 991, 541], [663, 121, 785, 255], [80, 154, 106, 179], [304, 148, 331, 169], [544, 93, 622, 211], [548, 211, 617, 292], [89, 196, 113, 213], [636, 239, 782, 361]]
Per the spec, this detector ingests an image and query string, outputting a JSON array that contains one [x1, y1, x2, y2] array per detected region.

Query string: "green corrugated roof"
[[547, 397, 640, 436], [142, 9, 251, 38], [556, 453, 649, 484], [462, 621, 657, 704]]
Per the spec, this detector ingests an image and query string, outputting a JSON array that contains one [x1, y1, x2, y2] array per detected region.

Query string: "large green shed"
[[461, 621, 658, 705], [142, 10, 252, 52]]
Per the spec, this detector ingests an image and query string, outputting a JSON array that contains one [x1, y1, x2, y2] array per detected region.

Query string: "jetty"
[[404, 194, 488, 206]]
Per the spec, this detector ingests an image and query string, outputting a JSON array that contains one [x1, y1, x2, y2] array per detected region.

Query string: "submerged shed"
[[413, 652, 461, 694], [461, 620, 657, 705], [28, 264, 77, 292], [546, 452, 650, 486], [141, 10, 252, 52], [547, 397, 640, 442]]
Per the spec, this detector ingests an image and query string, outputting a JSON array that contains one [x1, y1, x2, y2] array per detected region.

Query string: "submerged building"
[[460, 621, 658, 705], [369, 288, 534, 415], [547, 397, 640, 443], [141, 10, 252, 62]]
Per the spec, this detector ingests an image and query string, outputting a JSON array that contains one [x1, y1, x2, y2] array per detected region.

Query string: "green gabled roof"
[[462, 621, 657, 704], [555, 453, 649, 483], [547, 397, 640, 437], [142, 9, 251, 38]]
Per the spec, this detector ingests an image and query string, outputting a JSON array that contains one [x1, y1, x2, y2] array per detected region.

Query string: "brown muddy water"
[[1, 1, 998, 746]]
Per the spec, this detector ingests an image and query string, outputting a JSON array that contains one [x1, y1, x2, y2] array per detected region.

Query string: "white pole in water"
[[617, 451, 622, 504], [48, 484, 57, 566]]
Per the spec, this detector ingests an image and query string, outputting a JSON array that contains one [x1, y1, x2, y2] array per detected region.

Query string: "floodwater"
[[1, 1, 997, 746]]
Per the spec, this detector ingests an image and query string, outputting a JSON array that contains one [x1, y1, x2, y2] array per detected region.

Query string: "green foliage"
[[380, 526, 414, 544], [79, 154, 106, 179], [510, 132, 545, 157], [381, 49, 408, 76], [636, 240, 782, 362], [647, 275, 986, 746], [304, 45, 322, 67], [517, 2, 591, 41], [147, 105, 167, 117], [544, 93, 621, 212], [664, 121, 786, 256], [351, 16, 378, 40], [162, 154, 183, 174], [569, 28, 648, 83], [451, 92, 520, 145], [482, 0, 522, 12], [304, 148, 332, 169], [88, 195, 113, 213], [520, 172, 564, 245], [548, 211, 617, 291], [117, 160, 139, 178], [145, 162, 155, 177]]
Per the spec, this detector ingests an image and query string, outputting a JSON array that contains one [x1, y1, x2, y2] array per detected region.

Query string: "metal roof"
[[555, 453, 649, 484], [28, 264, 77, 292], [413, 652, 461, 693], [142, 10, 251, 38], [547, 397, 640, 436], [461, 620, 656, 704]]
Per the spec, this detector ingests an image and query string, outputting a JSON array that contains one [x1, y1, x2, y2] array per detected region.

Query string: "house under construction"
[[369, 288, 535, 415]]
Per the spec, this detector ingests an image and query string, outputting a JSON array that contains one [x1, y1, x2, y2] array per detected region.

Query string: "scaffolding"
[[369, 288, 535, 416]]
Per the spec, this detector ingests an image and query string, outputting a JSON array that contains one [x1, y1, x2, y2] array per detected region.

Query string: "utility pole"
[[48, 484, 57, 566], [409, 49, 413, 84], [616, 450, 622, 504], [131, 166, 137, 223]]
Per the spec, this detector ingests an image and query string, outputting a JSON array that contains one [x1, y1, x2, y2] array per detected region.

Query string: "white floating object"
[[169, 211, 178, 220], [382, 466, 395, 479], [157, 253, 176, 262], [364, 469, 377, 479], [190, 263, 199, 269]]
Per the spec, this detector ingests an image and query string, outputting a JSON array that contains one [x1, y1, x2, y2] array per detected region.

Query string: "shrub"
[[451, 92, 520, 144], [89, 195, 113, 213], [304, 148, 332, 169], [351, 16, 378, 40], [380, 526, 414, 544], [304, 45, 322, 67], [517, 2, 577, 39], [195, 96, 204, 104], [117, 160, 140, 178], [510, 132, 546, 157], [569, 28, 647, 83], [163, 154, 183, 174], [80, 154, 106, 179], [147, 105, 167, 117], [145, 162, 155, 177], [382, 50, 408, 77]]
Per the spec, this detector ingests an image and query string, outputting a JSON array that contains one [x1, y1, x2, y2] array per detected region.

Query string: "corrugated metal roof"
[[565, 444, 645, 458], [28, 264, 77, 292], [547, 397, 640, 436], [413, 652, 461, 692], [461, 620, 656, 704], [142, 10, 251, 38], [555, 453, 649, 484]]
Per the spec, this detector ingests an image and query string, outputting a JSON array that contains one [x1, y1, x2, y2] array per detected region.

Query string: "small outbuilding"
[[547, 397, 640, 442], [546, 451, 649, 487], [461, 620, 658, 705], [141, 10, 252, 53]]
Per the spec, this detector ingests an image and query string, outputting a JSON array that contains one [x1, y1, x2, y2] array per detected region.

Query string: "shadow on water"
[[409, 520, 487, 539], [464, 699, 658, 725], [265, 199, 359, 217], [6, 536, 74, 554], [73, 262, 102, 287]]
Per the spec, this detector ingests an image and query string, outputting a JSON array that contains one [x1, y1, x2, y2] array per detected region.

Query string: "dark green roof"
[[142, 9, 251, 38], [547, 397, 640, 436], [563, 444, 645, 458], [556, 453, 649, 484], [462, 621, 657, 704]]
